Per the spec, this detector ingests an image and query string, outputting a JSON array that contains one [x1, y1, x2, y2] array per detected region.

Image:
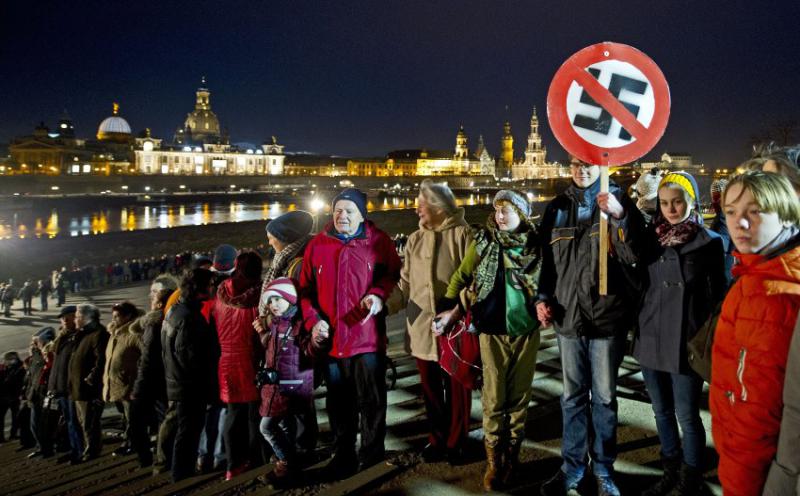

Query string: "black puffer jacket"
[[162, 299, 217, 402], [132, 309, 166, 401], [538, 180, 644, 338], [68, 321, 109, 401]]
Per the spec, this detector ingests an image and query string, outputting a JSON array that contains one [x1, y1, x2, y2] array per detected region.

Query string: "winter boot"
[[667, 463, 705, 496], [500, 438, 522, 486], [482, 440, 504, 492], [643, 456, 681, 496]]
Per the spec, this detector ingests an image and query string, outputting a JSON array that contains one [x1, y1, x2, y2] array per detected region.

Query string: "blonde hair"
[[741, 155, 800, 193], [419, 179, 458, 216], [724, 170, 800, 225]]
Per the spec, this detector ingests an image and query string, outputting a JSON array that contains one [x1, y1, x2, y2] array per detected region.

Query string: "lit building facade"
[[640, 152, 704, 171], [135, 136, 285, 175], [345, 126, 495, 177]]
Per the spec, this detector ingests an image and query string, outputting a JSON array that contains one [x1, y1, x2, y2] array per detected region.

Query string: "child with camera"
[[256, 278, 324, 484]]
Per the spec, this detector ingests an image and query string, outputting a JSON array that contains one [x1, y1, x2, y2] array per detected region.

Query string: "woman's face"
[[267, 232, 287, 254], [494, 203, 521, 232], [724, 183, 785, 254], [416, 194, 446, 228], [658, 187, 693, 225]]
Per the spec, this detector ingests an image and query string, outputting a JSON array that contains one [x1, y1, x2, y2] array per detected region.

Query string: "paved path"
[[0, 281, 723, 495]]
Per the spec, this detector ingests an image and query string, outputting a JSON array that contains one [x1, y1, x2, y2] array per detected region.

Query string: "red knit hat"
[[261, 277, 297, 306]]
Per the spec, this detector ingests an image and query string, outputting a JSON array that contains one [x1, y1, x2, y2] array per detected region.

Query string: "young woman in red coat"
[[212, 251, 264, 480], [710, 170, 800, 496]]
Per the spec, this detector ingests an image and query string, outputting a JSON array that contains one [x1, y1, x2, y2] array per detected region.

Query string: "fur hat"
[[266, 210, 314, 244], [332, 188, 368, 219], [493, 190, 531, 217], [260, 277, 297, 307]]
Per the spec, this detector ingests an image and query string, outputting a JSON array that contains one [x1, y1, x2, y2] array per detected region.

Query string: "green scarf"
[[473, 216, 542, 306]]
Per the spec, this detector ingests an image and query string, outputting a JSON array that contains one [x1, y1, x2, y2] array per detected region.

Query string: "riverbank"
[[0, 204, 497, 282]]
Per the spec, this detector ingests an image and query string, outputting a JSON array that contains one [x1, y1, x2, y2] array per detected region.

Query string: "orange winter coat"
[[710, 239, 800, 496]]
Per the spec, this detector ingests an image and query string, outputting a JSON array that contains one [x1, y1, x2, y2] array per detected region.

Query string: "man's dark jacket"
[[538, 180, 644, 338], [161, 299, 217, 402], [68, 320, 109, 401]]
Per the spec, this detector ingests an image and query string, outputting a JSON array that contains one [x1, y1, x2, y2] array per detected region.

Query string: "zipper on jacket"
[[736, 347, 748, 402], [317, 265, 322, 275], [367, 262, 372, 271]]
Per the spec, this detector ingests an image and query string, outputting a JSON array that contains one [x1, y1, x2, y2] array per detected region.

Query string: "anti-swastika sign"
[[547, 42, 670, 166]]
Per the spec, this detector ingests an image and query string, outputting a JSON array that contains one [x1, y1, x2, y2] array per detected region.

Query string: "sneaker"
[[540, 470, 581, 496], [225, 463, 249, 481], [596, 475, 621, 496]]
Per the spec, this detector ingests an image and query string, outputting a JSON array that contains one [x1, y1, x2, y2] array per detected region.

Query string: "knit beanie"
[[212, 244, 238, 273], [35, 326, 56, 345], [493, 190, 531, 217], [266, 210, 314, 244], [261, 277, 298, 307], [659, 171, 701, 211], [710, 178, 729, 204], [635, 168, 663, 201], [332, 188, 368, 219]]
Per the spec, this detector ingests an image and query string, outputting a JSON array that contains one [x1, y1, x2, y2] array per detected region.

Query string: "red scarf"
[[655, 216, 701, 247]]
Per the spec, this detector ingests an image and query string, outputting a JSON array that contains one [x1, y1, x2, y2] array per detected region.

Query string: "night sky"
[[1, 0, 799, 167]]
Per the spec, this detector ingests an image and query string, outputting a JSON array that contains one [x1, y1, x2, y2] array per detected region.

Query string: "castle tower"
[[524, 107, 546, 167], [501, 121, 514, 165], [454, 125, 468, 159]]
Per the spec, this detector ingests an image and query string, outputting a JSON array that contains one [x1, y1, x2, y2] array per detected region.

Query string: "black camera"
[[255, 367, 279, 388]]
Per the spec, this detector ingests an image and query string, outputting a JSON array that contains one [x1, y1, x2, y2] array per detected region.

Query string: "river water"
[[0, 193, 512, 240]]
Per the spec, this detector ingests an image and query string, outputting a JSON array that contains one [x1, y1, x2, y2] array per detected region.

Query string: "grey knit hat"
[[493, 190, 531, 217]]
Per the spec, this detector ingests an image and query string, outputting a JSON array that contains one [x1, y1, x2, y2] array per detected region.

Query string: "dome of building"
[[97, 103, 132, 142]]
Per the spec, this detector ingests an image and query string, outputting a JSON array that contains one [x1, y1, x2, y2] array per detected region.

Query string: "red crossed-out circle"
[[547, 42, 670, 166]]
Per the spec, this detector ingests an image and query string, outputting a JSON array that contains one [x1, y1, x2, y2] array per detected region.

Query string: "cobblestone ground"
[[0, 282, 723, 495]]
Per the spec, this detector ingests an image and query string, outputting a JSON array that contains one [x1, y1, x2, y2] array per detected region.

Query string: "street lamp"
[[310, 197, 325, 232]]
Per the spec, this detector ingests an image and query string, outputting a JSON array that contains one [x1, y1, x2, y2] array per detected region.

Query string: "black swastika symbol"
[[572, 68, 649, 141]]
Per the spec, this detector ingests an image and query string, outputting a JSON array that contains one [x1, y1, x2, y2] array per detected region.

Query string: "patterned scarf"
[[263, 235, 311, 284], [473, 216, 541, 303], [655, 216, 702, 247]]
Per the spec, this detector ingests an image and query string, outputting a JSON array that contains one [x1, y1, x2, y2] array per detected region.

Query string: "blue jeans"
[[260, 416, 294, 461], [640, 367, 705, 468], [57, 397, 83, 460], [557, 334, 625, 479], [197, 404, 226, 466]]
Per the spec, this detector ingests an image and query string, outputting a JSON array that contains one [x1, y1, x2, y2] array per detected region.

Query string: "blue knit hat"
[[332, 188, 368, 219]]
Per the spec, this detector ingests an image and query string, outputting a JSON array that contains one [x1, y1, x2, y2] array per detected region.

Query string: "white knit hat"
[[260, 277, 297, 307], [635, 168, 663, 201]]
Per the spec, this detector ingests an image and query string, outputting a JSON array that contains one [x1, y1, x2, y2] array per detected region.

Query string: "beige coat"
[[102, 319, 143, 402], [388, 209, 472, 361]]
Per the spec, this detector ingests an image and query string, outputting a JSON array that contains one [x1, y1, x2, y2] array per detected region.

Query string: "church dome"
[[97, 103, 132, 141]]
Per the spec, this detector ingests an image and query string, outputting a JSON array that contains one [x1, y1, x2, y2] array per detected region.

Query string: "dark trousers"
[[295, 401, 319, 454], [40, 295, 48, 312], [17, 403, 34, 447], [172, 400, 206, 482], [324, 352, 387, 467], [156, 401, 179, 470], [22, 298, 33, 315], [0, 400, 20, 441], [223, 401, 262, 471], [129, 397, 158, 466], [75, 400, 104, 458], [416, 358, 471, 450]]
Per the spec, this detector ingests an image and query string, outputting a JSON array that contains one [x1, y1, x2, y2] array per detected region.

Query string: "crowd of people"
[[0, 144, 799, 496]]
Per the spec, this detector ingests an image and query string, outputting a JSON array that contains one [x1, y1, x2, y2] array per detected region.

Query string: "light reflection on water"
[[0, 195, 494, 240]]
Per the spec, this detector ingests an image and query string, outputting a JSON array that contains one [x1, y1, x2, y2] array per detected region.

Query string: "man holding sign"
[[537, 156, 644, 496]]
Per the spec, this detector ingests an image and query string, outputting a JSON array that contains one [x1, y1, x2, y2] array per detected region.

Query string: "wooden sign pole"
[[599, 166, 609, 296]]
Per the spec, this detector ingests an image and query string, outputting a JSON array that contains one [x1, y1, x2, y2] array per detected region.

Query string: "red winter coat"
[[299, 220, 401, 359], [213, 277, 263, 404], [710, 239, 800, 496]]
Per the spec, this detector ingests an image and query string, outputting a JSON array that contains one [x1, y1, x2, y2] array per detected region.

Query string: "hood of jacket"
[[418, 207, 467, 232], [733, 234, 800, 297], [217, 276, 261, 308]]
